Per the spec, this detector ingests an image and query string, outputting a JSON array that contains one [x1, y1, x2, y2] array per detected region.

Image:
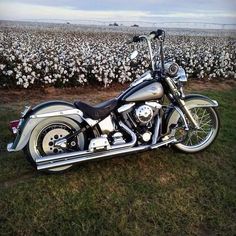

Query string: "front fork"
[[165, 77, 200, 130], [178, 99, 200, 129]]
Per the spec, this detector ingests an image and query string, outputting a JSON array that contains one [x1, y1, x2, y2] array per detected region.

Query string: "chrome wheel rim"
[[183, 107, 214, 147], [35, 123, 77, 157], [175, 107, 218, 152], [41, 125, 71, 155]]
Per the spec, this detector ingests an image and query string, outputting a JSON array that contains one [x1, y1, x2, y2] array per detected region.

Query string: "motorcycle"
[[7, 29, 220, 173]]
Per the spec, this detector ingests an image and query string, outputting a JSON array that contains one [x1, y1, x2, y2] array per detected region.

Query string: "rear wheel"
[[26, 117, 85, 173], [174, 107, 220, 153]]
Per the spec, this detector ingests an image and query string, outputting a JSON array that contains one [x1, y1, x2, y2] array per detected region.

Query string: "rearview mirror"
[[130, 50, 138, 60]]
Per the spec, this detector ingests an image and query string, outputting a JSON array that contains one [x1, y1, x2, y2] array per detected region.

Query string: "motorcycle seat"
[[74, 98, 118, 120]]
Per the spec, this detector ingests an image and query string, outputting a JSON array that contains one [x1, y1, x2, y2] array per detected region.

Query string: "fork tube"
[[146, 39, 155, 70], [177, 99, 200, 129], [160, 41, 165, 73], [165, 77, 200, 129]]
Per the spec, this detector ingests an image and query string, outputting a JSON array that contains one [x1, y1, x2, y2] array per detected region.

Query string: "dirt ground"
[[0, 80, 235, 105]]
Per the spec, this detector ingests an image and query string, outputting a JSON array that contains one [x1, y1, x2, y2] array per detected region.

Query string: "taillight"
[[9, 120, 20, 134]]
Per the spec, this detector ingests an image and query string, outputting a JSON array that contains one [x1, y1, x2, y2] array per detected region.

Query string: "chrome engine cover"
[[135, 105, 154, 125]]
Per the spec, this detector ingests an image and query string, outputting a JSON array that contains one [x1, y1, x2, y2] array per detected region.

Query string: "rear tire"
[[25, 117, 86, 173]]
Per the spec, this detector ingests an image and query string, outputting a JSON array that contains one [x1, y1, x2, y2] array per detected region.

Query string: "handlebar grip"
[[133, 36, 142, 43], [156, 29, 165, 38], [148, 33, 156, 40], [127, 36, 141, 44], [126, 36, 141, 44], [150, 29, 165, 40]]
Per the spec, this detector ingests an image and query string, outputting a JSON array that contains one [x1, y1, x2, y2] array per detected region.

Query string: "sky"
[[0, 0, 235, 28]]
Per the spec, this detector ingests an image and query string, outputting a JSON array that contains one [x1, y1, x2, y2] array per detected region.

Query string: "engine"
[[132, 102, 161, 125], [134, 105, 154, 125], [96, 102, 162, 147], [126, 102, 162, 142]]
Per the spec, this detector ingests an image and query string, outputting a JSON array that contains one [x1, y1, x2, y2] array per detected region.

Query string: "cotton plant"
[[0, 23, 235, 88]]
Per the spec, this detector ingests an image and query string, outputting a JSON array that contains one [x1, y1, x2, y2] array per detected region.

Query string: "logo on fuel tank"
[[150, 86, 157, 94]]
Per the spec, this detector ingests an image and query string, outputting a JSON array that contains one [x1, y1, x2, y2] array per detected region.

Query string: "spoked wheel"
[[26, 117, 85, 173], [174, 107, 220, 153]]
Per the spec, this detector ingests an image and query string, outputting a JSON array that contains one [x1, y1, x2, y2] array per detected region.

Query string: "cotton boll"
[[7, 70, 13, 76]]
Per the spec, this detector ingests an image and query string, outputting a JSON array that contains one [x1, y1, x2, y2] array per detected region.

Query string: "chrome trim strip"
[[30, 109, 82, 119], [30, 108, 98, 126]]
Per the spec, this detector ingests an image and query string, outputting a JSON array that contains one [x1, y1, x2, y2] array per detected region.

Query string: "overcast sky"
[[0, 0, 235, 27]]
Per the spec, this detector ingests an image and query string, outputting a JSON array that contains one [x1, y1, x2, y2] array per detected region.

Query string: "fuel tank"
[[119, 81, 164, 102]]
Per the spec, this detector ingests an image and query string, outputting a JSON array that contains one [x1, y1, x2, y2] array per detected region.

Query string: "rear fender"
[[163, 94, 218, 133], [11, 101, 86, 151]]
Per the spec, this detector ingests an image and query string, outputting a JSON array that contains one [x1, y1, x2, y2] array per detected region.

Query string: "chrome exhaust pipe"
[[36, 120, 137, 165], [111, 121, 137, 150], [36, 138, 176, 170]]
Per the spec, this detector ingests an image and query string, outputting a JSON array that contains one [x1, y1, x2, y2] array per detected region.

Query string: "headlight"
[[164, 62, 179, 77]]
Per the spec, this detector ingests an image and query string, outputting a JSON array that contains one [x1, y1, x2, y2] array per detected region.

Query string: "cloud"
[[0, 0, 235, 26], [0, 2, 148, 21], [2, 0, 235, 12]]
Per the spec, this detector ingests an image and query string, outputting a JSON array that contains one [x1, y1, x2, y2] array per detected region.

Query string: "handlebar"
[[128, 29, 165, 44], [127, 29, 165, 73]]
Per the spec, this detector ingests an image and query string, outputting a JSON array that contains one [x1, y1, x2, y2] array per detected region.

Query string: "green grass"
[[0, 88, 236, 235]]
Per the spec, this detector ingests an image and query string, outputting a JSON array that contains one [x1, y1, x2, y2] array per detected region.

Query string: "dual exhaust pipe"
[[36, 137, 176, 170]]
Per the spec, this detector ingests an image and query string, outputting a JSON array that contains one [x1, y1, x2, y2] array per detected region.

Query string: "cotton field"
[[0, 22, 235, 88]]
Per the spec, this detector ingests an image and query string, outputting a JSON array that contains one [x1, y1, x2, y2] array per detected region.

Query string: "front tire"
[[25, 117, 86, 173], [174, 107, 220, 153]]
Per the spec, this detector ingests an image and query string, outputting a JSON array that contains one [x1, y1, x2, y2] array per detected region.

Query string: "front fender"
[[163, 94, 219, 133], [182, 94, 218, 108], [10, 101, 83, 151]]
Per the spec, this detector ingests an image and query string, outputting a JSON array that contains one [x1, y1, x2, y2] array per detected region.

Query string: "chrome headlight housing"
[[164, 62, 179, 77]]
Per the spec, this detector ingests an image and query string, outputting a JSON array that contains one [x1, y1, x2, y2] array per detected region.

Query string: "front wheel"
[[174, 107, 220, 153]]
